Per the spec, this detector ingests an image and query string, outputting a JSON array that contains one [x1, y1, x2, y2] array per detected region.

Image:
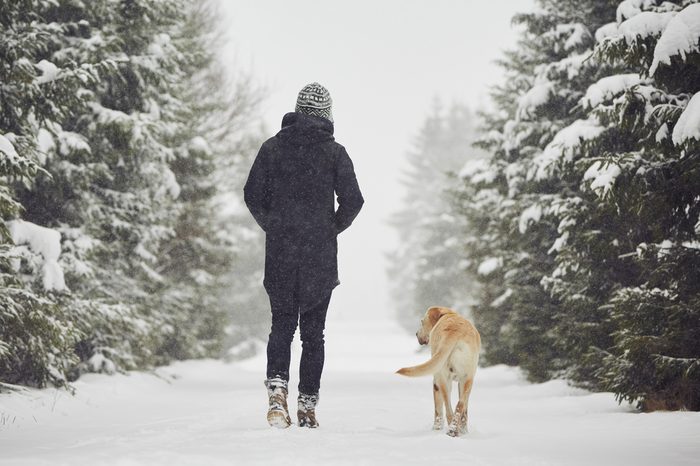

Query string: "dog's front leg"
[[432, 377, 443, 430]]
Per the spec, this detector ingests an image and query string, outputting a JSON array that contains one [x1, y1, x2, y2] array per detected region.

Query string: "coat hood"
[[277, 112, 335, 146]]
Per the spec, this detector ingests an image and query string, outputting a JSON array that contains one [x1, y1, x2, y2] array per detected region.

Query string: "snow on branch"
[[649, 4, 700, 75], [34, 59, 60, 85], [519, 203, 543, 234], [583, 161, 621, 198], [517, 82, 554, 120], [619, 11, 677, 42], [580, 74, 645, 109], [530, 119, 606, 180], [536, 53, 592, 81], [672, 91, 700, 146], [7, 219, 67, 291], [490, 288, 513, 307], [558, 23, 593, 51], [0, 133, 19, 160], [595, 22, 619, 43], [477, 257, 503, 276], [616, 0, 656, 23], [458, 158, 495, 184], [0, 133, 39, 178]]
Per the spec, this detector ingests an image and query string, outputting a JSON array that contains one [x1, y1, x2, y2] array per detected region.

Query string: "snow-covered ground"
[[1, 318, 699, 466]]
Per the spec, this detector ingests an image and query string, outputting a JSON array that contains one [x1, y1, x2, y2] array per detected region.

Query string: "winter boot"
[[297, 392, 319, 428], [265, 378, 291, 428]]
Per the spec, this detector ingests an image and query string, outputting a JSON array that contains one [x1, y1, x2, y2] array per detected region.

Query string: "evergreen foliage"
[[0, 0, 264, 388], [448, 0, 700, 409]]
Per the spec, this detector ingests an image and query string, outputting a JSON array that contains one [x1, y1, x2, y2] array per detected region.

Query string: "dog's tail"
[[396, 338, 457, 377]]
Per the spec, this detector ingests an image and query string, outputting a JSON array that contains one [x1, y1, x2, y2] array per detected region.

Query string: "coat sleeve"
[[244, 143, 272, 232], [334, 146, 364, 234]]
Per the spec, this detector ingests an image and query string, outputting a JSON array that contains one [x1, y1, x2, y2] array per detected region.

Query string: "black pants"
[[266, 291, 331, 395]]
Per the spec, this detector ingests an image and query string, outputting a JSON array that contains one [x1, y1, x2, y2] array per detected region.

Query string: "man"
[[244, 82, 364, 429]]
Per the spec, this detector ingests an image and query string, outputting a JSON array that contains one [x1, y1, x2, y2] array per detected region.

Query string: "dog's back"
[[397, 309, 480, 378]]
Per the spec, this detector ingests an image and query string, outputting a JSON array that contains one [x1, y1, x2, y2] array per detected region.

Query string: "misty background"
[[219, 0, 531, 321]]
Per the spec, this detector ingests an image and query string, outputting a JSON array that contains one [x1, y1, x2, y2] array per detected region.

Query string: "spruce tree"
[[578, 0, 700, 410], [453, 0, 618, 380], [0, 0, 108, 386], [455, 0, 700, 408]]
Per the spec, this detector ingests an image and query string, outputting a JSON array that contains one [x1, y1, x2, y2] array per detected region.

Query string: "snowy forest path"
[[1, 319, 699, 466]]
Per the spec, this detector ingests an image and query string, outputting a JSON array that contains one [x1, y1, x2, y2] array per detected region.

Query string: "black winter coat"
[[244, 112, 364, 310]]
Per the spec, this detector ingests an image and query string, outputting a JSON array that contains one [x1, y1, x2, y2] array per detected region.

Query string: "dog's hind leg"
[[437, 375, 453, 426], [432, 378, 444, 430], [447, 378, 473, 437]]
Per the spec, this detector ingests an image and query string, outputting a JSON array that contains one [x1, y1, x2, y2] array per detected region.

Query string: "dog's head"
[[415, 306, 450, 345]]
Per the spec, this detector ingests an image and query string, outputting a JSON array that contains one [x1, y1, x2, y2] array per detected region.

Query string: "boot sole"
[[267, 410, 291, 429]]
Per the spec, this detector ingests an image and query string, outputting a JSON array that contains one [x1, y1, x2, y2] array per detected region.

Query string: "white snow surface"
[[7, 219, 66, 291], [649, 3, 700, 75], [1, 318, 698, 466], [672, 91, 700, 145], [580, 74, 644, 109]]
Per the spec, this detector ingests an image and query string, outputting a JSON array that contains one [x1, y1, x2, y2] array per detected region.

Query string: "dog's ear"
[[427, 307, 445, 327]]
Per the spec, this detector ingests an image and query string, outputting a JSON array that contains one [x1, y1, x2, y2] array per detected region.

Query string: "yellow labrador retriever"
[[397, 306, 480, 437]]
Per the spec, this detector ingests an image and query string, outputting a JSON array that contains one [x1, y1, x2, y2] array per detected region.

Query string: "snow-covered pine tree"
[[456, 0, 617, 381], [390, 103, 485, 331], [0, 0, 111, 386], [10, 0, 193, 374], [568, 0, 700, 410], [460, 0, 700, 409], [2, 0, 265, 385]]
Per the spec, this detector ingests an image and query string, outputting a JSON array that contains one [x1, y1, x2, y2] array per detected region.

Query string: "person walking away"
[[243, 82, 364, 428]]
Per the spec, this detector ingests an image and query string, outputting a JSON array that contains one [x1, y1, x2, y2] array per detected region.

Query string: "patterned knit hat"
[[295, 82, 333, 123]]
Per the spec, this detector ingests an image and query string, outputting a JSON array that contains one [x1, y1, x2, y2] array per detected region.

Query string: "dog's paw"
[[432, 418, 443, 431], [446, 421, 461, 437]]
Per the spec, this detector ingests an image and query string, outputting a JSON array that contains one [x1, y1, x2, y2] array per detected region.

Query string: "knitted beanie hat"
[[295, 82, 333, 123]]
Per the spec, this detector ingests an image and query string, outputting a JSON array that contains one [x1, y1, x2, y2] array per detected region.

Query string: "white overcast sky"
[[219, 0, 532, 320]]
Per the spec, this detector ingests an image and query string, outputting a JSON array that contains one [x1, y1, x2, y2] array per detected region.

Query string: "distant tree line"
[[0, 0, 267, 389], [394, 0, 700, 411], [389, 102, 486, 332]]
